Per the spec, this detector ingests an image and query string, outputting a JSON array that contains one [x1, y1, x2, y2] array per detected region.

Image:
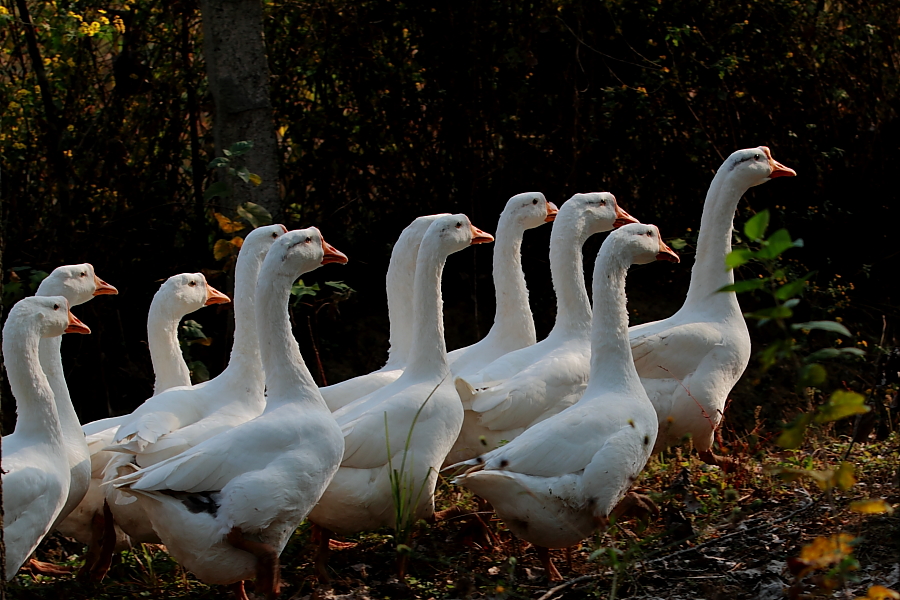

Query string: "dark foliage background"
[[2, 0, 898, 434]]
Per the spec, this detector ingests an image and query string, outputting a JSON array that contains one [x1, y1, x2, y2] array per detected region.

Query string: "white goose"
[[447, 193, 637, 464], [56, 273, 230, 576], [112, 228, 346, 600], [452, 224, 679, 580], [2, 296, 91, 578], [308, 215, 493, 551], [320, 214, 447, 411], [107, 224, 286, 465], [447, 192, 558, 376], [629, 147, 795, 459]]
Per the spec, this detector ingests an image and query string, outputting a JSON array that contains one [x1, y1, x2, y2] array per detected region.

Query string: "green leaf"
[[797, 363, 827, 388], [208, 156, 230, 169], [235, 165, 251, 184], [743, 210, 770, 241], [725, 248, 753, 269], [290, 280, 320, 300], [774, 272, 814, 301], [669, 238, 687, 250], [718, 279, 766, 293], [805, 347, 865, 362], [236, 202, 273, 228], [791, 321, 852, 337], [228, 140, 254, 156], [204, 180, 231, 200], [325, 281, 354, 293], [776, 412, 812, 449], [746, 305, 793, 320], [756, 228, 795, 259], [814, 390, 870, 423]]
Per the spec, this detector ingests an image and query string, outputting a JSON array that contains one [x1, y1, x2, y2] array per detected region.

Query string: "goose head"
[[12, 295, 91, 338], [37, 263, 117, 307], [269, 227, 349, 275], [610, 223, 681, 265], [560, 192, 639, 235], [504, 192, 559, 229], [241, 223, 290, 260], [725, 146, 796, 187], [424, 214, 494, 256], [158, 273, 230, 314]]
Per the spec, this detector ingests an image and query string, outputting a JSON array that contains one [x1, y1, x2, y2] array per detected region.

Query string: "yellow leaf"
[[230, 236, 243, 249], [213, 212, 246, 234], [860, 585, 900, 600], [834, 461, 856, 491], [248, 173, 262, 186], [799, 534, 855, 569], [815, 390, 869, 423], [213, 239, 236, 260], [849, 499, 895, 515]]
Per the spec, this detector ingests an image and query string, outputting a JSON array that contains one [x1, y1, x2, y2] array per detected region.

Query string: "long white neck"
[[147, 295, 192, 395], [586, 241, 642, 394], [486, 215, 536, 346], [403, 236, 450, 381], [549, 209, 593, 335], [255, 263, 324, 410], [221, 246, 265, 388], [8, 324, 65, 445], [683, 170, 747, 310], [384, 222, 429, 368]]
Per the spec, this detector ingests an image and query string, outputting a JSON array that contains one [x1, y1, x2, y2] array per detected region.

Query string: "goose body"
[[447, 194, 637, 464], [453, 225, 678, 552], [111, 228, 346, 592], [107, 225, 285, 466], [628, 147, 796, 453], [2, 296, 90, 577], [320, 214, 447, 411], [34, 264, 117, 532], [446, 192, 557, 377], [309, 215, 493, 534], [57, 273, 229, 551]]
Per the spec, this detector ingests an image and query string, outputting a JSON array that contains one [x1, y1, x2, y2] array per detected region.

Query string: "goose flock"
[[2, 146, 795, 596]]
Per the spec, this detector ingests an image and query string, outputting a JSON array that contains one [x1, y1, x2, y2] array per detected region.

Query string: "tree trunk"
[[200, 0, 280, 219]]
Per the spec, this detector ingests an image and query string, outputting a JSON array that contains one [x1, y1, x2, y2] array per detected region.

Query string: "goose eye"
[[305, 237, 312, 243], [80, 272, 87, 277], [754, 153, 761, 160], [188, 280, 196, 287], [532, 198, 538, 205], [646, 231, 653, 237], [53, 304, 60, 310], [599, 199, 606, 205], [271, 232, 278, 239], [455, 222, 462, 228]]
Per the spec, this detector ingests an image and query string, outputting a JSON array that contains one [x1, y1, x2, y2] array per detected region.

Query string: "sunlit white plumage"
[[628, 146, 796, 453], [111, 228, 345, 591], [309, 214, 493, 534], [320, 214, 447, 411], [448, 193, 637, 464], [452, 224, 678, 552]]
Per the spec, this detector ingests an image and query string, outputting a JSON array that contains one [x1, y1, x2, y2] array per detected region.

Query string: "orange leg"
[[536, 546, 562, 581], [226, 527, 281, 600], [26, 558, 74, 577], [230, 580, 251, 600]]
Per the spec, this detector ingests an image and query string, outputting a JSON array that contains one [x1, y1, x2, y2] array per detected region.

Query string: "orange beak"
[[65, 311, 91, 335], [613, 206, 640, 228], [761, 146, 797, 179], [204, 285, 231, 306], [92, 275, 118, 296], [279, 224, 288, 233], [321, 237, 349, 265], [544, 201, 559, 223], [469, 225, 495, 245], [657, 238, 680, 263]]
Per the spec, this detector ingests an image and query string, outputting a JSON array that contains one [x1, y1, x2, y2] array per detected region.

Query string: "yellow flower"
[[13, 143, 26, 150], [0, 6, 8, 15], [66, 124, 75, 132], [8, 101, 20, 110], [113, 15, 125, 33]]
